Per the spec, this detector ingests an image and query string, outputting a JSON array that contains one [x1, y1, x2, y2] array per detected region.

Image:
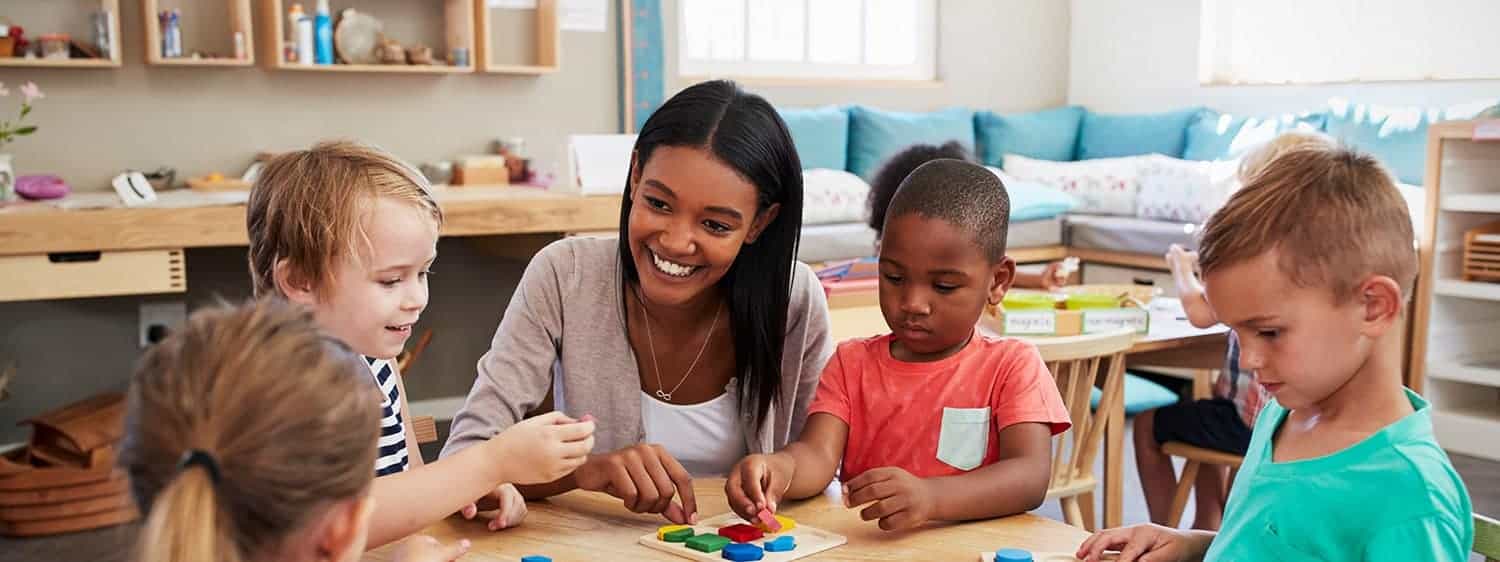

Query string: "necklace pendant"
[[655, 389, 671, 401]]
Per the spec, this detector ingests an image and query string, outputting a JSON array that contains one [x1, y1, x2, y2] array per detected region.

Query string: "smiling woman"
[[443, 80, 834, 524]]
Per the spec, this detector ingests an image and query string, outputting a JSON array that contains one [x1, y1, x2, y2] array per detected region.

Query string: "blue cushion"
[[846, 106, 975, 179], [1003, 176, 1079, 222], [778, 106, 850, 171], [1091, 372, 1181, 415], [1324, 98, 1498, 185], [1182, 110, 1328, 161], [975, 106, 1084, 167], [1077, 108, 1204, 160]]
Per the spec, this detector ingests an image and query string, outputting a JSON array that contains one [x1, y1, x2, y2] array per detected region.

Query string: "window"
[[678, 0, 937, 82], [1199, 0, 1500, 85]]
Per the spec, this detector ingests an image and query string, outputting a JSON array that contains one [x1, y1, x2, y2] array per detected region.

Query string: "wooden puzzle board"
[[979, 553, 1115, 561], [639, 512, 846, 561]]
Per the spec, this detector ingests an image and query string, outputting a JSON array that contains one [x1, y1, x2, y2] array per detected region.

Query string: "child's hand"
[[492, 411, 596, 485], [841, 467, 938, 531], [573, 443, 698, 525], [725, 453, 793, 521], [392, 535, 471, 562], [459, 483, 528, 531], [1075, 524, 1213, 562], [1165, 245, 1203, 294]]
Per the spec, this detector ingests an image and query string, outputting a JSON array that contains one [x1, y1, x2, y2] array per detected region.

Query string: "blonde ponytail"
[[134, 468, 239, 562]]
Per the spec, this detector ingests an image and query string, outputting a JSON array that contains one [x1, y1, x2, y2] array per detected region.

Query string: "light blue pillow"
[[1324, 98, 1498, 185], [1182, 110, 1328, 161], [975, 106, 1085, 167], [1091, 372, 1181, 415], [778, 106, 850, 171], [1002, 175, 1079, 222], [847, 106, 976, 179], [1077, 108, 1204, 160]]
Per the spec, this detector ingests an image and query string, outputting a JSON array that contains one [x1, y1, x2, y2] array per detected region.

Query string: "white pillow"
[[1135, 155, 1241, 224], [802, 169, 871, 225], [1003, 154, 1147, 216]]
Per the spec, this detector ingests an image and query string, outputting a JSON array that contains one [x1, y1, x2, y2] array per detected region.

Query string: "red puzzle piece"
[[717, 523, 765, 543]]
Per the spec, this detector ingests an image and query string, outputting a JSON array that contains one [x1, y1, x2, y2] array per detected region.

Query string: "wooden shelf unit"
[[476, 0, 559, 74], [0, 0, 122, 68], [1409, 119, 1500, 461], [260, 0, 475, 74], [143, 0, 255, 66]]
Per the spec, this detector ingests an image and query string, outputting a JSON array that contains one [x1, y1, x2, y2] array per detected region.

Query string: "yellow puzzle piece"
[[656, 524, 693, 540], [754, 514, 796, 533]]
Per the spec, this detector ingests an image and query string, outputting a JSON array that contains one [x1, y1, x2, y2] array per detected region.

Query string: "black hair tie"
[[176, 449, 222, 484]]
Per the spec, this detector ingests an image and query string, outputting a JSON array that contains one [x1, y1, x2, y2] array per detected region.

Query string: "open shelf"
[[143, 0, 255, 66], [1427, 356, 1500, 388], [261, 0, 475, 74], [1440, 193, 1500, 213], [1433, 405, 1500, 460], [0, 0, 122, 68], [476, 0, 559, 74]]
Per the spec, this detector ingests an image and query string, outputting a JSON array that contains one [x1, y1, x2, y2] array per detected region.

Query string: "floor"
[[5, 419, 1498, 562]]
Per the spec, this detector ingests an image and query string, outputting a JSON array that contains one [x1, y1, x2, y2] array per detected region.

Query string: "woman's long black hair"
[[618, 80, 804, 430]]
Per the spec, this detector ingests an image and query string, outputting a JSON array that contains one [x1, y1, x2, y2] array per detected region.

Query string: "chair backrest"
[[1031, 330, 1136, 493], [1477, 513, 1500, 562]]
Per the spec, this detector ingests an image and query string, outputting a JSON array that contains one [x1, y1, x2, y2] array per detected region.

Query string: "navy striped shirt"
[[365, 357, 409, 477]]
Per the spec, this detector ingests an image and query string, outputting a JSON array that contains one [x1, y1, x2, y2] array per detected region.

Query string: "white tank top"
[[640, 381, 748, 477]]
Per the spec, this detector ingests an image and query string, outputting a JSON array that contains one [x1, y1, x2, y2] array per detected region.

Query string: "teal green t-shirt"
[[1203, 389, 1472, 561]]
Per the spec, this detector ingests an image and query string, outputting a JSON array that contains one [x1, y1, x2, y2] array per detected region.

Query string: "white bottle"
[[290, 4, 314, 65]]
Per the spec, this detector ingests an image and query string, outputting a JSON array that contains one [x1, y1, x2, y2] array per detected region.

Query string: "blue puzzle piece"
[[722, 542, 765, 561], [763, 535, 796, 552], [994, 548, 1033, 562], [521, 556, 552, 562]]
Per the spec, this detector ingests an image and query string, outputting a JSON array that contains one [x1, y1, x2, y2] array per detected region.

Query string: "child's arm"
[[365, 412, 595, 548], [1166, 244, 1218, 328], [725, 413, 850, 520], [842, 421, 1053, 530], [1076, 524, 1214, 562], [1013, 259, 1077, 291]]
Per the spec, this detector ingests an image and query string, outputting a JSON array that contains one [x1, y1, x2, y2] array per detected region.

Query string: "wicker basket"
[[1464, 221, 1500, 282]]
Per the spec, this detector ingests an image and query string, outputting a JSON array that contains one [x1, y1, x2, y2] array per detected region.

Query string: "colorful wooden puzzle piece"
[[721, 542, 765, 561], [752, 514, 796, 533], [520, 557, 551, 562], [754, 509, 781, 532], [663, 527, 696, 543], [659, 524, 694, 541], [717, 523, 764, 543], [994, 548, 1033, 562], [763, 535, 796, 552], [686, 533, 731, 553]]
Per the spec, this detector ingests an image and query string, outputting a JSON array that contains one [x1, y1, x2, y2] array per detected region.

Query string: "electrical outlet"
[[139, 300, 187, 348]]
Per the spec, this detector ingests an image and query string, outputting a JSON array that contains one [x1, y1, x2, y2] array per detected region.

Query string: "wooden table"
[[825, 298, 1229, 531], [363, 479, 1091, 561]]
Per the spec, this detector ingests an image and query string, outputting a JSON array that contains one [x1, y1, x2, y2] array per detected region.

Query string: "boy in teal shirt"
[[1078, 145, 1472, 561]]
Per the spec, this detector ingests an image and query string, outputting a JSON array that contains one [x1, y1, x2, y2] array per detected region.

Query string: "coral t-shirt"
[[807, 332, 1072, 482]]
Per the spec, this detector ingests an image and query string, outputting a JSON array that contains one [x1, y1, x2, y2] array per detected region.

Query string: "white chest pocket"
[[936, 407, 991, 471]]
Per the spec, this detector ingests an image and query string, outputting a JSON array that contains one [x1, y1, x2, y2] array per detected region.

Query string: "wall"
[[1067, 0, 1500, 115], [0, 1, 619, 444], [662, 0, 1072, 112]]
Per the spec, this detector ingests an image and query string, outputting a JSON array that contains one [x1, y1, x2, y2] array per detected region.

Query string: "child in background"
[[247, 141, 596, 548], [121, 300, 469, 562], [1134, 131, 1334, 529], [866, 141, 1072, 290], [727, 159, 1071, 530], [1079, 144, 1472, 561]]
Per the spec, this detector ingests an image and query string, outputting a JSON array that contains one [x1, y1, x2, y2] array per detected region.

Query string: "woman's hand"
[[572, 443, 698, 524]]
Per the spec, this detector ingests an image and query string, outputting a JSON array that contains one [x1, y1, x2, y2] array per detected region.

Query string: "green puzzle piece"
[[663, 528, 695, 543], [685, 533, 731, 553]]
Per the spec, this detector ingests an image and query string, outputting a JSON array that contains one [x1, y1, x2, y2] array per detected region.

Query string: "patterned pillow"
[[1135, 155, 1241, 224], [1002, 154, 1147, 216], [802, 169, 870, 225]]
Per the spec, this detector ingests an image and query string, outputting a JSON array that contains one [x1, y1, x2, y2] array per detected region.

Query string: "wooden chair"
[[1033, 330, 1135, 531], [1161, 441, 1242, 528], [412, 415, 438, 445], [395, 329, 439, 446], [1477, 513, 1500, 562]]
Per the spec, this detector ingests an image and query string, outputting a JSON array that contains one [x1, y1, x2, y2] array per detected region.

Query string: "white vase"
[[0, 154, 13, 202]]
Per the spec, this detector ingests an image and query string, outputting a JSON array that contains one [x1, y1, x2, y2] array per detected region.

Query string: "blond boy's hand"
[[392, 535, 471, 562], [1075, 524, 1213, 562], [459, 483, 528, 531], [492, 411, 596, 485], [725, 453, 794, 521]]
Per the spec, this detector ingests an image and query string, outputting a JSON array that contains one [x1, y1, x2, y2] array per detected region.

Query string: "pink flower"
[[19, 82, 42, 103]]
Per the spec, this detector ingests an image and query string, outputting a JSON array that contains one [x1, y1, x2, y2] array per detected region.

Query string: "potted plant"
[[0, 81, 43, 202]]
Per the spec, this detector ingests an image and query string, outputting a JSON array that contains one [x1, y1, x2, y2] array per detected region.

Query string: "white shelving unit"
[[1410, 120, 1500, 461]]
